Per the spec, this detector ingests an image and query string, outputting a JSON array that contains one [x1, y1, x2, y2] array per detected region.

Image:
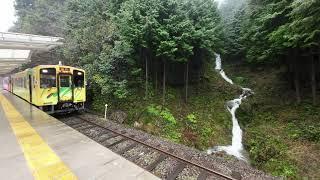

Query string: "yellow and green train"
[[2, 65, 86, 114]]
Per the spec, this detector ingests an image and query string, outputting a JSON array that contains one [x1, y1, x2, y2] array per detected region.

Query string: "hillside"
[[10, 0, 320, 179], [225, 63, 320, 178]]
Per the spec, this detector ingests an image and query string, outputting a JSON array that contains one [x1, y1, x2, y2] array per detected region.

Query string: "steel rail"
[[73, 114, 236, 180]]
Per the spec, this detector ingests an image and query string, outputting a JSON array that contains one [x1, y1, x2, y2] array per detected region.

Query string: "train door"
[[73, 70, 85, 102], [58, 74, 73, 101], [28, 75, 32, 103]]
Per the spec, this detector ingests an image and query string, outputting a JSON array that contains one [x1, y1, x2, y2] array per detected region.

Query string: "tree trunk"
[[155, 60, 158, 93], [162, 60, 166, 106], [311, 55, 316, 105], [145, 54, 148, 99], [294, 52, 301, 104], [286, 55, 293, 89], [185, 62, 189, 103]]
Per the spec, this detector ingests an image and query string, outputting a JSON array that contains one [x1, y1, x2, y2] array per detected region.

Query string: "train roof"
[[34, 65, 85, 71], [8, 65, 85, 77]]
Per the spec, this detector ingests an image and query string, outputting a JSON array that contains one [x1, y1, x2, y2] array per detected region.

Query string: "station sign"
[[59, 67, 70, 73]]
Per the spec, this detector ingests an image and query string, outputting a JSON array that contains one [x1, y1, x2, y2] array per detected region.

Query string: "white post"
[[104, 104, 108, 119]]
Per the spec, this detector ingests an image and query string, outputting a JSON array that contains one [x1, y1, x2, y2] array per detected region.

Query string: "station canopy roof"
[[0, 32, 63, 75]]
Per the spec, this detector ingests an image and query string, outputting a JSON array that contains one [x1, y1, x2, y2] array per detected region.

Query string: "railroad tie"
[[197, 170, 209, 180], [115, 137, 149, 155], [117, 142, 138, 154], [145, 153, 167, 171], [100, 133, 119, 144], [72, 122, 89, 129], [77, 125, 95, 131], [65, 121, 83, 126], [106, 138, 126, 148], [128, 148, 151, 162], [166, 162, 187, 180]]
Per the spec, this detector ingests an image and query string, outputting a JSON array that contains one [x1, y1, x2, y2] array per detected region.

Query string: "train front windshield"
[[40, 68, 56, 88]]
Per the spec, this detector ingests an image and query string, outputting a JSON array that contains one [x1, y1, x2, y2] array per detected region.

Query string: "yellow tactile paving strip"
[[0, 94, 77, 180]]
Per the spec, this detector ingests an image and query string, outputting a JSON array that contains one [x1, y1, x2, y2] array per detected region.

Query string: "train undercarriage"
[[40, 102, 85, 114]]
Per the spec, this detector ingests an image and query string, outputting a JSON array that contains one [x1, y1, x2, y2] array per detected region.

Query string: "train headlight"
[[77, 72, 83, 75], [42, 69, 48, 73]]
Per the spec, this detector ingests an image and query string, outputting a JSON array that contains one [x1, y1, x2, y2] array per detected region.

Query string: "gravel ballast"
[[59, 113, 278, 180]]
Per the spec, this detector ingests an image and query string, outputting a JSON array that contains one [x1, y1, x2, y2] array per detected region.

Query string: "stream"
[[207, 53, 254, 161]]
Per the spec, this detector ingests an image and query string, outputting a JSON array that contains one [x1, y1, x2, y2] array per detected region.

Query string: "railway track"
[[58, 113, 238, 180]]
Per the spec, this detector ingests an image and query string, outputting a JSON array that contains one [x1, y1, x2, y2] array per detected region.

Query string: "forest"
[[12, 0, 320, 178]]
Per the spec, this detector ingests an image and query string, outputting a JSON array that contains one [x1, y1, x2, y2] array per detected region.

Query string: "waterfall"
[[215, 53, 234, 84], [207, 53, 253, 161]]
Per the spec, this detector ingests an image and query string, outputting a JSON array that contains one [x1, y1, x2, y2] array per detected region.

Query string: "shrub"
[[186, 113, 197, 124], [287, 122, 320, 142], [147, 104, 177, 124], [246, 130, 298, 177]]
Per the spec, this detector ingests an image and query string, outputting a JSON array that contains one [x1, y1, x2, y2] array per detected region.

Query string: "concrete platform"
[[0, 90, 159, 180]]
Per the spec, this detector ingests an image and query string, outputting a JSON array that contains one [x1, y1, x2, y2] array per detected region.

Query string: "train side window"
[[73, 70, 84, 87], [40, 68, 56, 88]]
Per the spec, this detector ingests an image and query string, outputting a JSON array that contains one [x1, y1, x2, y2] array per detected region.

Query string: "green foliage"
[[287, 122, 320, 143], [229, 64, 320, 178], [186, 113, 197, 124], [62, 0, 139, 102], [147, 104, 176, 124], [234, 76, 246, 85], [265, 159, 297, 178], [271, 0, 320, 48], [247, 132, 286, 165], [218, 0, 246, 59], [117, 0, 223, 63], [246, 130, 297, 177], [13, 0, 66, 35], [14, 0, 320, 178], [184, 113, 197, 131], [13, 0, 224, 105], [226, 0, 320, 64], [200, 126, 214, 140], [146, 104, 180, 142], [164, 125, 182, 143]]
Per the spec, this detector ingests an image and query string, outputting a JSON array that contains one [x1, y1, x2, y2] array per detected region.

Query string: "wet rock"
[[110, 110, 127, 124], [134, 121, 143, 128], [241, 88, 254, 97]]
